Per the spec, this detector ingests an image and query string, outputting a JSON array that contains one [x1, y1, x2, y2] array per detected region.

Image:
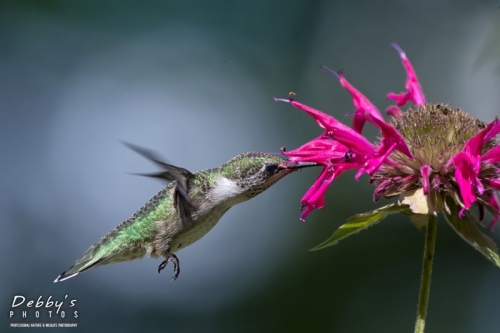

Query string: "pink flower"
[[277, 43, 500, 232]]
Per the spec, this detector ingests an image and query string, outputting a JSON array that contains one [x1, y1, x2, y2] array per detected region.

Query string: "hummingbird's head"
[[218, 152, 315, 201]]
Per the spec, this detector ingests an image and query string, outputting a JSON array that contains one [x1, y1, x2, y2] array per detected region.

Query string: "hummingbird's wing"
[[123, 142, 195, 225]]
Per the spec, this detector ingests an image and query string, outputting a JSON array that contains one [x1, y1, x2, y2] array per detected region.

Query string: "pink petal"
[[286, 99, 375, 156], [485, 178, 500, 190], [386, 105, 403, 117], [484, 118, 500, 142], [465, 122, 492, 157], [371, 116, 413, 159], [283, 137, 351, 164], [420, 165, 432, 195], [300, 167, 330, 205], [356, 142, 397, 179], [454, 120, 500, 191], [373, 178, 392, 202], [453, 152, 476, 209], [464, 118, 500, 164], [306, 169, 336, 207], [299, 163, 359, 220], [323, 67, 384, 134], [299, 205, 314, 222], [387, 43, 426, 106], [290, 138, 348, 153], [482, 144, 500, 164], [285, 150, 348, 164], [299, 167, 334, 221]]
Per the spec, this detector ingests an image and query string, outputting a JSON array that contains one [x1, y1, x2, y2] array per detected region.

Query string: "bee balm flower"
[[277, 43, 500, 265]]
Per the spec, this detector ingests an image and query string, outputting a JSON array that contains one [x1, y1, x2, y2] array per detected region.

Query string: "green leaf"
[[444, 198, 500, 267], [310, 203, 407, 251]]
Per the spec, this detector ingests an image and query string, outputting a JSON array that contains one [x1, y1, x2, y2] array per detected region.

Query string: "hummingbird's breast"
[[167, 204, 231, 253], [152, 175, 245, 255]]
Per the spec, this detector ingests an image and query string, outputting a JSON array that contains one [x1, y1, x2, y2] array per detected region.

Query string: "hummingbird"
[[54, 143, 316, 282]]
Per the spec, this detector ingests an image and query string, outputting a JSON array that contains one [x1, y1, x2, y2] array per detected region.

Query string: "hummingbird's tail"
[[53, 250, 106, 283], [53, 222, 149, 283]]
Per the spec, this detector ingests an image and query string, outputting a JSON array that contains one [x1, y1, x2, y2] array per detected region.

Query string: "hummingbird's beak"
[[279, 161, 319, 170]]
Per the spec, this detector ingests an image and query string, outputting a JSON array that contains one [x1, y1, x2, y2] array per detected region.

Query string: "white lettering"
[[46, 295, 54, 308], [35, 295, 44, 308], [11, 295, 25, 307]]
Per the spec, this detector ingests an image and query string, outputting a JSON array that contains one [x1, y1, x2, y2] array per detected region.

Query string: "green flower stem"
[[414, 214, 438, 333]]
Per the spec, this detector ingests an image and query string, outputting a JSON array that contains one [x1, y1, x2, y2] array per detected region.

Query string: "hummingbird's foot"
[[158, 253, 180, 281]]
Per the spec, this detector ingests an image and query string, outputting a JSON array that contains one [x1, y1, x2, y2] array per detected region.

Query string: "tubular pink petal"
[[356, 142, 397, 179], [322, 66, 385, 133], [283, 137, 355, 166], [324, 131, 375, 158], [351, 165, 366, 181], [485, 178, 500, 190], [299, 168, 337, 221], [386, 105, 403, 117], [352, 111, 369, 135], [484, 118, 500, 142], [453, 152, 476, 209], [420, 165, 432, 195], [482, 145, 500, 164], [387, 42, 426, 106], [285, 151, 349, 164], [465, 129, 488, 157], [475, 179, 485, 196], [288, 99, 335, 130], [371, 116, 413, 158], [373, 178, 392, 202], [300, 167, 330, 204], [337, 74, 385, 133], [303, 168, 340, 210], [291, 138, 349, 152], [386, 92, 410, 106], [465, 118, 499, 157], [307, 173, 335, 208], [288, 99, 376, 156], [301, 164, 357, 218], [299, 205, 314, 222]]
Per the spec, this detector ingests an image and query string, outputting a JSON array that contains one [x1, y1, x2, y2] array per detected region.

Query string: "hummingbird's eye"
[[264, 163, 279, 175]]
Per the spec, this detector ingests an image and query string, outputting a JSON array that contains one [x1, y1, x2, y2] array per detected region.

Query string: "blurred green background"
[[2, 0, 500, 332]]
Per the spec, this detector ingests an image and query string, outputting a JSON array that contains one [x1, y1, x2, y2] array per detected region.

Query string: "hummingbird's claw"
[[158, 253, 180, 281]]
